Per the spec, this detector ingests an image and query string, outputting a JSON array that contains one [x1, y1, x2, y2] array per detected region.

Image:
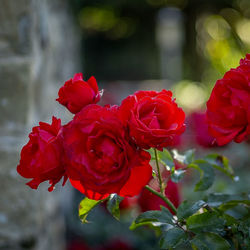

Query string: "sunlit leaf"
[[79, 197, 102, 223]]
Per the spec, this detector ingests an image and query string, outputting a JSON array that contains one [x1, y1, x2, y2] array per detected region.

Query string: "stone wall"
[[0, 0, 80, 249]]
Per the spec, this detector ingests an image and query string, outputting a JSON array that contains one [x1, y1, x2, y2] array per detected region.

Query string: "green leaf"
[[161, 206, 176, 222], [130, 206, 175, 230], [147, 148, 155, 160], [187, 212, 225, 234], [203, 154, 234, 179], [177, 200, 206, 220], [158, 149, 175, 169], [191, 232, 230, 250], [171, 169, 186, 183], [184, 149, 195, 165], [160, 227, 188, 249], [229, 219, 250, 250], [206, 193, 250, 207], [220, 200, 250, 213], [206, 193, 239, 207], [107, 194, 124, 220], [194, 161, 215, 191], [206, 193, 250, 220], [222, 214, 238, 226], [79, 197, 102, 223], [224, 205, 249, 219], [172, 149, 195, 165], [238, 218, 250, 248]]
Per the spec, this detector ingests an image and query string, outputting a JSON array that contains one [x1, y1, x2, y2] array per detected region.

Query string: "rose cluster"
[[17, 73, 185, 200], [206, 54, 250, 146]]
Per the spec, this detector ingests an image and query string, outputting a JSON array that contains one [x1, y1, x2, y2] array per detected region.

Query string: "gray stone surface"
[[0, 58, 31, 126], [0, 0, 32, 56], [0, 0, 80, 249]]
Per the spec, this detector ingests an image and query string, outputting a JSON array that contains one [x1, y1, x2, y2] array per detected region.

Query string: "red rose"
[[57, 73, 101, 114], [17, 117, 67, 191], [63, 104, 152, 200], [119, 196, 138, 211], [119, 90, 185, 150], [189, 111, 216, 148], [206, 54, 250, 146]]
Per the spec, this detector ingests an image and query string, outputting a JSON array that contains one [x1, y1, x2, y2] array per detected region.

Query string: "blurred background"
[[0, 0, 249, 249]]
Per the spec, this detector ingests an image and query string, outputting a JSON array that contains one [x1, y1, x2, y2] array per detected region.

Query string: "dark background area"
[[70, 0, 248, 82]]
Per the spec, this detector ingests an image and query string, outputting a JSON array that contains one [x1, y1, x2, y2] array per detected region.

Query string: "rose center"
[[139, 105, 161, 129], [89, 136, 122, 171]]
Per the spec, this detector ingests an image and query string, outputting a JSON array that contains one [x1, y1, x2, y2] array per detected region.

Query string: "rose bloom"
[[189, 111, 216, 148], [17, 117, 66, 191], [206, 54, 250, 146], [57, 73, 101, 114], [63, 104, 152, 200], [119, 90, 185, 150]]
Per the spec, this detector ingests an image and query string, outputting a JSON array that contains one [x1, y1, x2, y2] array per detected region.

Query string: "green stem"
[[145, 185, 177, 214], [154, 148, 164, 195]]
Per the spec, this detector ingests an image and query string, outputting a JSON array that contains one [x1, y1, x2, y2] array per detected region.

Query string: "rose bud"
[[63, 104, 152, 200], [206, 54, 250, 146], [119, 90, 185, 150], [57, 73, 101, 114], [17, 117, 67, 191]]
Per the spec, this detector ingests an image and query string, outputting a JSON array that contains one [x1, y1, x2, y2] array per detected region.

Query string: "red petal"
[[87, 76, 99, 94], [73, 73, 84, 82], [119, 164, 152, 197], [69, 179, 109, 200]]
